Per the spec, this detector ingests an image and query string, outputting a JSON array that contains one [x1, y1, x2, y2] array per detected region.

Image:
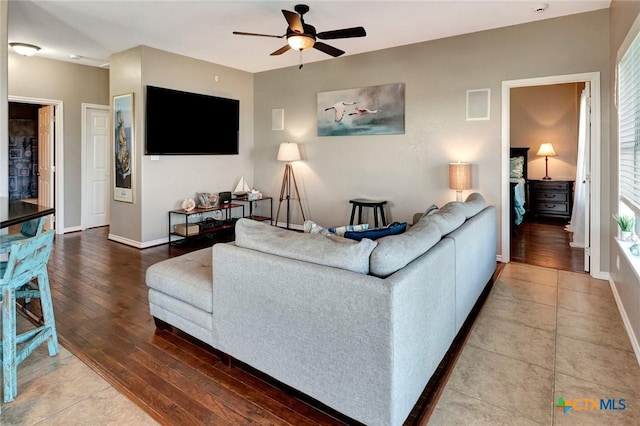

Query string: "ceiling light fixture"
[[287, 34, 315, 51], [9, 42, 41, 57]]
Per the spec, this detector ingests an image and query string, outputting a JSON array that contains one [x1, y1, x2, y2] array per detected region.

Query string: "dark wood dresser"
[[528, 179, 574, 219]]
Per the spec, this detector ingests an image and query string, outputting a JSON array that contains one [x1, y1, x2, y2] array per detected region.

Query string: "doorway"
[[509, 82, 586, 272], [501, 72, 603, 279], [8, 102, 40, 202], [7, 96, 64, 234]]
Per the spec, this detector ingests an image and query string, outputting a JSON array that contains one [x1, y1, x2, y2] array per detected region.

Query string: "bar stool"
[[349, 199, 388, 228], [0, 216, 46, 254], [0, 230, 58, 406]]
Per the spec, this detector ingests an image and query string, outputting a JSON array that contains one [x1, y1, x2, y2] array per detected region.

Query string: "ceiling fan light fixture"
[[287, 34, 314, 51], [9, 42, 41, 56]]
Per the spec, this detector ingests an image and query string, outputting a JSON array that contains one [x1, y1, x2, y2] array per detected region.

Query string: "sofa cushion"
[[422, 202, 466, 235], [344, 222, 407, 241], [453, 192, 487, 219], [146, 247, 214, 313], [235, 219, 377, 275], [370, 219, 442, 277]]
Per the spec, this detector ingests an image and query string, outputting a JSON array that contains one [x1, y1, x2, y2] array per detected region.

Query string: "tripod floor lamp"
[[275, 142, 306, 229]]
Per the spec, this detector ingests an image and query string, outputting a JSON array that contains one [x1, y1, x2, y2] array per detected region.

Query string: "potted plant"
[[614, 214, 635, 241]]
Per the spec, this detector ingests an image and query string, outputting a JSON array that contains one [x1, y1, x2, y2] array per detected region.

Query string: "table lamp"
[[536, 143, 557, 180], [275, 142, 306, 229], [449, 162, 471, 201]]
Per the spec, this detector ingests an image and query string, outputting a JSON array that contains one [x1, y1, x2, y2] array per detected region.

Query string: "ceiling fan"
[[233, 4, 366, 59]]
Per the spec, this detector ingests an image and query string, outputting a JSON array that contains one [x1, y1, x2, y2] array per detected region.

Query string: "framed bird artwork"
[[317, 83, 405, 136]]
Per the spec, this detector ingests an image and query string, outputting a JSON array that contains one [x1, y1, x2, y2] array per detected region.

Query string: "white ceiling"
[[8, 0, 611, 73]]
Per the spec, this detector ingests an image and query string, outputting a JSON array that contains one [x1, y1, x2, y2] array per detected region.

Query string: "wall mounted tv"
[[145, 85, 239, 155]]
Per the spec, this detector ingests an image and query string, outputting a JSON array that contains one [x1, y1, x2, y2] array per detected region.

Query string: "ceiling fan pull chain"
[[298, 50, 304, 69]]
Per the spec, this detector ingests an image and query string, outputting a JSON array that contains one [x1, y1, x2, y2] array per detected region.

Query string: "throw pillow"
[[510, 156, 524, 179], [344, 222, 407, 241], [423, 204, 439, 216]]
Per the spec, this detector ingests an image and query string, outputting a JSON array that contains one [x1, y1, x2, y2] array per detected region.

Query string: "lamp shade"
[[536, 143, 557, 157], [277, 142, 301, 162], [449, 162, 471, 191], [9, 42, 40, 56]]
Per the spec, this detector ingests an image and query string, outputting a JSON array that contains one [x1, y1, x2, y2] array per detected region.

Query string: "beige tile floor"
[[430, 263, 640, 425], [1, 315, 158, 425]]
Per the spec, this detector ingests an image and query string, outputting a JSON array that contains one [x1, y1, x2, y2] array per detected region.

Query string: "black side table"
[[349, 199, 388, 228]]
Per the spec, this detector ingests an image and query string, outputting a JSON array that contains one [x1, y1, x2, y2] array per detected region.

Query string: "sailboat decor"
[[233, 176, 251, 196]]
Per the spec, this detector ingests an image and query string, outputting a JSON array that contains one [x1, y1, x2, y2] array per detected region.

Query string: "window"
[[618, 17, 640, 235]]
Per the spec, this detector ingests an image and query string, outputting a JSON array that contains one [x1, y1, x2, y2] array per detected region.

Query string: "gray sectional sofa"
[[146, 193, 497, 426]]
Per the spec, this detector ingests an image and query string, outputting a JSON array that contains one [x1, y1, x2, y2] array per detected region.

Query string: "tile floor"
[[1, 315, 158, 425], [430, 262, 640, 425]]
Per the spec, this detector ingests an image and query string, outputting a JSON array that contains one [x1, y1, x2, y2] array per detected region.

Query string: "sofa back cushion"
[[424, 202, 466, 235], [451, 192, 487, 219], [369, 219, 442, 277], [234, 219, 377, 275]]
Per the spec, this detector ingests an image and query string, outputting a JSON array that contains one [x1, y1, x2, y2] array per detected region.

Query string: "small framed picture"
[[9, 148, 22, 159]]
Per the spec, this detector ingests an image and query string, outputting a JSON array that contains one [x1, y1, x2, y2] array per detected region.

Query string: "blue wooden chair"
[[0, 216, 46, 254], [0, 230, 58, 405]]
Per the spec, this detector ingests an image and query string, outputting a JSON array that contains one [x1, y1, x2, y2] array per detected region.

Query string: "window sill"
[[616, 238, 640, 282]]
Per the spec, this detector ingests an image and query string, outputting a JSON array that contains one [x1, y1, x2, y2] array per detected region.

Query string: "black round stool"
[[349, 199, 388, 228]]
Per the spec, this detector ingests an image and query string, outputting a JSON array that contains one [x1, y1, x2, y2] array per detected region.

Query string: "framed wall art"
[[113, 93, 134, 203], [317, 83, 405, 136]]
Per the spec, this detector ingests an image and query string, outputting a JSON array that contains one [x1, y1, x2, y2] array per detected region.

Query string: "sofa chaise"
[[146, 193, 497, 426]]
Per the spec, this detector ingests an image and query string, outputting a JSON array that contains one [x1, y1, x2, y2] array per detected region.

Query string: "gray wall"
[[254, 10, 610, 265], [609, 0, 640, 356], [8, 53, 109, 228], [109, 46, 254, 245]]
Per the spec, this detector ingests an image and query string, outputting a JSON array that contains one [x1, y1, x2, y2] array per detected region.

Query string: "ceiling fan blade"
[[233, 31, 284, 39], [282, 9, 303, 34], [317, 26, 366, 40], [313, 42, 345, 57], [270, 45, 292, 56]]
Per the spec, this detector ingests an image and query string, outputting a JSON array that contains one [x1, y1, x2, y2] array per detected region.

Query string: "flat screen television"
[[145, 85, 239, 155]]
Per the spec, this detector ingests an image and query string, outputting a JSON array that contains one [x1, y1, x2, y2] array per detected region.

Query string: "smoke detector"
[[533, 3, 549, 13]]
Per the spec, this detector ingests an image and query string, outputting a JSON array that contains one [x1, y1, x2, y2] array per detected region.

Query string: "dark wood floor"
[[511, 217, 585, 272], [36, 226, 486, 426]]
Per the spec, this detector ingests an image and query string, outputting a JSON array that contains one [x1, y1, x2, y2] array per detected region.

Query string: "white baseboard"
[[63, 226, 82, 234], [592, 271, 610, 281], [609, 277, 640, 367], [108, 233, 168, 249]]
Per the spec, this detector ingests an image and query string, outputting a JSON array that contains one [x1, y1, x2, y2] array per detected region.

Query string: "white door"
[[84, 107, 110, 228], [38, 105, 55, 229]]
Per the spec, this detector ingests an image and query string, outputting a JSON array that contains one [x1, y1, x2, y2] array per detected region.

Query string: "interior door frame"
[[501, 72, 602, 279], [8, 95, 64, 234], [81, 103, 110, 231]]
